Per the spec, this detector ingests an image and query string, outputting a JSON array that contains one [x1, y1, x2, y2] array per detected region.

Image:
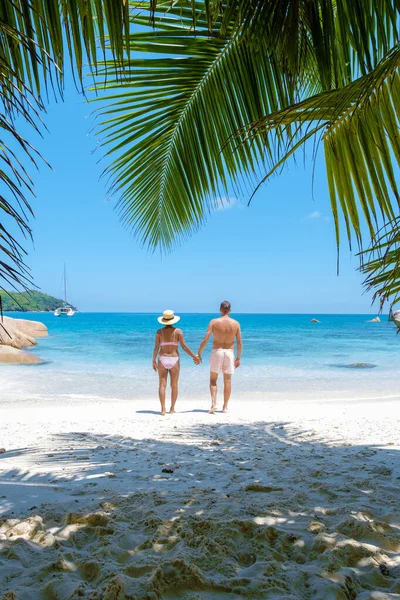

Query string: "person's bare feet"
[[222, 408, 228, 413], [169, 408, 175, 414], [161, 410, 166, 416], [208, 405, 217, 414]]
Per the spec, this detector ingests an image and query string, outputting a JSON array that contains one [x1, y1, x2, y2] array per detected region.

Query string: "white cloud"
[[215, 196, 240, 210], [307, 210, 322, 219], [305, 210, 331, 223]]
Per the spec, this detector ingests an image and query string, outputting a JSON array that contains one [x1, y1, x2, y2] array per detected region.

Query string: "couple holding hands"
[[152, 301, 242, 415]]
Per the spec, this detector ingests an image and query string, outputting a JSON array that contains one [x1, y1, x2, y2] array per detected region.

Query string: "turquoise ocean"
[[2, 312, 399, 405]]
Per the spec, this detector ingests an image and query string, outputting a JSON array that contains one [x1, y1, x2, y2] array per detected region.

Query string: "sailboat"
[[54, 265, 76, 317]]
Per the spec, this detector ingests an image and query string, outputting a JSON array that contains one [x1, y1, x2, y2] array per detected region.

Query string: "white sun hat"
[[157, 309, 181, 325]]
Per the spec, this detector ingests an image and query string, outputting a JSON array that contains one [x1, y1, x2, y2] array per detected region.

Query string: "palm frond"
[[0, 33, 50, 293], [92, 2, 293, 249], [0, 0, 131, 96], [0, 0, 131, 291], [0, 68, 45, 294], [360, 217, 400, 310], [93, 0, 400, 251], [239, 43, 400, 251], [150, 0, 400, 88]]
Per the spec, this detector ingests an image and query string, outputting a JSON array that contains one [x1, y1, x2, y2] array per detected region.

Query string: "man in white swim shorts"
[[196, 301, 242, 414]]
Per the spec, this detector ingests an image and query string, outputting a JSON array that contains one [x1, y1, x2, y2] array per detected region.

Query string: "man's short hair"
[[220, 300, 231, 314]]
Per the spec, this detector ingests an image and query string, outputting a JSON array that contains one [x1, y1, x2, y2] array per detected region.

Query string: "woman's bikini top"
[[159, 330, 179, 347]]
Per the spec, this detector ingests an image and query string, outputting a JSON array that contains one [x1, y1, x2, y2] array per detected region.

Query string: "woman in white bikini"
[[152, 310, 199, 415]]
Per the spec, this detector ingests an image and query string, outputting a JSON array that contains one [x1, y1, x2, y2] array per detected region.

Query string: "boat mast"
[[64, 263, 67, 304]]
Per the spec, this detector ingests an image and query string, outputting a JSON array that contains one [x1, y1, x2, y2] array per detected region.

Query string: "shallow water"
[[2, 312, 399, 404]]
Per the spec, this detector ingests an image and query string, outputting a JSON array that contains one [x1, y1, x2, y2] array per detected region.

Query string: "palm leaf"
[[0, 0, 131, 95], [93, 0, 400, 251], [0, 0, 131, 291], [238, 42, 400, 252], [0, 46, 47, 294], [92, 2, 294, 249], [150, 0, 400, 88], [360, 217, 400, 310]]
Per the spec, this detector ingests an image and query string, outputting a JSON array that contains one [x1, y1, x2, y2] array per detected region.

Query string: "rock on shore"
[[0, 316, 47, 363], [0, 321, 36, 349], [2, 315, 48, 338], [0, 346, 43, 364]]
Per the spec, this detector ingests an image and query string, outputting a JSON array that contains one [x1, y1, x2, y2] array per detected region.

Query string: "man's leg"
[[222, 373, 232, 412], [169, 361, 180, 413], [157, 363, 168, 415], [209, 372, 219, 413]]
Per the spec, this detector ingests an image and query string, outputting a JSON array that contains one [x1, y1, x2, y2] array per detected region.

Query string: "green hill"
[[2, 291, 77, 312]]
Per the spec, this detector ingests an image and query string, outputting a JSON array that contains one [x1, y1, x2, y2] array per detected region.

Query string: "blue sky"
[[10, 72, 379, 314]]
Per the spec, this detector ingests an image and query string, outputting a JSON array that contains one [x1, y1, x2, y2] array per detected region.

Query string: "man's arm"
[[197, 321, 214, 359], [235, 324, 242, 369], [177, 330, 199, 363], [152, 331, 160, 371]]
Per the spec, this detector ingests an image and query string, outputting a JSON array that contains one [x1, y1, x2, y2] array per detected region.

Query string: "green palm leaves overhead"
[[0, 0, 130, 293], [93, 2, 399, 242], [92, 0, 400, 308], [92, 4, 293, 248], [1, 0, 400, 311], [0, 0, 130, 95], [240, 43, 400, 250]]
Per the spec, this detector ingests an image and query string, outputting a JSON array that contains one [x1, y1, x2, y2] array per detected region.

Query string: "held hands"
[[193, 354, 202, 366], [235, 357, 241, 369]]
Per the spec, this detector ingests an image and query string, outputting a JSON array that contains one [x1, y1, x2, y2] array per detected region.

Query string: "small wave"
[[330, 363, 377, 369]]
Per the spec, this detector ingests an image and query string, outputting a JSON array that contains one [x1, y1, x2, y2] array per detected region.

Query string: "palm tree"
[[0, 0, 129, 296], [92, 0, 400, 308]]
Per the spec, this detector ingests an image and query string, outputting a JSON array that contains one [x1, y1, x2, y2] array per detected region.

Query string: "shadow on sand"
[[136, 409, 215, 415], [0, 421, 399, 599]]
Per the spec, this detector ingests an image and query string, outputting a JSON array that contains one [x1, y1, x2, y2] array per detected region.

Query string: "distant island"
[[2, 291, 77, 312]]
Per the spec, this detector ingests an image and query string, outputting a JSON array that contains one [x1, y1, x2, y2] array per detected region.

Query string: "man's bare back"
[[210, 316, 240, 350]]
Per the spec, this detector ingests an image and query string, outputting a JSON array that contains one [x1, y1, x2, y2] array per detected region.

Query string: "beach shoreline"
[[1, 397, 399, 598], [3, 312, 400, 411]]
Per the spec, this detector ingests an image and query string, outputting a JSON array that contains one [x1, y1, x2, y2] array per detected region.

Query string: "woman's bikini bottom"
[[159, 356, 180, 370]]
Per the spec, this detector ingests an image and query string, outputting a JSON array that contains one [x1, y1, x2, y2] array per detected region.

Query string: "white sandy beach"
[[1, 397, 400, 599]]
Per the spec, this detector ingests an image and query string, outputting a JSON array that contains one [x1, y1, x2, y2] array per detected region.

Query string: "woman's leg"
[[157, 362, 168, 415], [169, 361, 180, 413]]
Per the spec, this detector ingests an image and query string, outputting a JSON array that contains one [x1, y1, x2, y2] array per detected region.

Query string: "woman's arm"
[[152, 331, 160, 371], [178, 329, 198, 362]]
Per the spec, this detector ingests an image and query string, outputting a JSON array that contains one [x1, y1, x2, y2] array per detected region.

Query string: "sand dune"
[[0, 399, 399, 599]]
